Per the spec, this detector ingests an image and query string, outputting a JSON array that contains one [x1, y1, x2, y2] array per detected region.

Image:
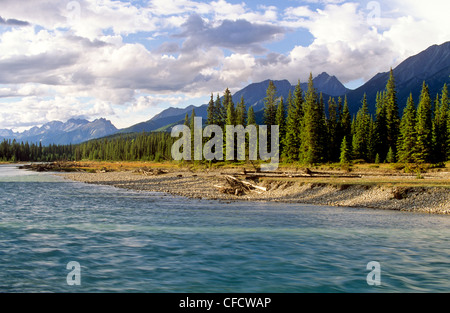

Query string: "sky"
[[0, 0, 449, 131]]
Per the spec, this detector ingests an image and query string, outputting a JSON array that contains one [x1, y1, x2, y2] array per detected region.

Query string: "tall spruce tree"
[[223, 88, 235, 126], [352, 94, 371, 161], [247, 106, 256, 126], [397, 94, 416, 163], [385, 69, 400, 157], [236, 96, 247, 126], [214, 93, 225, 128], [206, 93, 215, 126], [275, 97, 286, 152], [432, 84, 449, 163], [327, 97, 340, 162], [340, 96, 352, 150], [367, 117, 377, 162], [283, 82, 303, 161], [299, 73, 324, 164], [414, 82, 433, 163], [263, 80, 277, 127], [374, 91, 388, 161]]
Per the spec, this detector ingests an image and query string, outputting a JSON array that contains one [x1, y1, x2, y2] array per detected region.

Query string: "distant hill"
[[0, 118, 118, 145], [346, 41, 450, 114], [3, 42, 449, 144], [121, 72, 348, 134]]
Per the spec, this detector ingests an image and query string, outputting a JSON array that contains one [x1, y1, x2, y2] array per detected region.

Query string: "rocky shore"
[[58, 168, 450, 215]]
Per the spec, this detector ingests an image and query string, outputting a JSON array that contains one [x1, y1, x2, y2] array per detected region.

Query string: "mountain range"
[[1, 41, 449, 145], [0, 118, 117, 146], [121, 41, 450, 134]]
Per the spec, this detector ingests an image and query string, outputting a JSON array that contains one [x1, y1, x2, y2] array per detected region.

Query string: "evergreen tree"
[[385, 69, 400, 157], [414, 82, 433, 163], [263, 80, 278, 127], [432, 84, 449, 163], [367, 117, 377, 162], [206, 93, 215, 126], [184, 113, 189, 127], [283, 82, 303, 161], [352, 94, 371, 161], [275, 97, 286, 152], [340, 96, 352, 151], [189, 109, 197, 160], [375, 153, 380, 164], [214, 94, 225, 128], [397, 94, 416, 163], [247, 106, 256, 126], [386, 147, 395, 163], [236, 96, 247, 126], [327, 97, 340, 162], [374, 91, 388, 162], [223, 88, 235, 126], [299, 73, 324, 164], [340, 136, 351, 164]]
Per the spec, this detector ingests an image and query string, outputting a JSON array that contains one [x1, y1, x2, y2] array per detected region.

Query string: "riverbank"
[[55, 164, 450, 215]]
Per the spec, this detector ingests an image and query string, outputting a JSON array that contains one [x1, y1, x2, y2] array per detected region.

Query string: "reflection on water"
[[0, 164, 449, 292]]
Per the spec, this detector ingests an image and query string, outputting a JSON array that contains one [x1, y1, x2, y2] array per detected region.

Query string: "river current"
[[0, 164, 449, 292]]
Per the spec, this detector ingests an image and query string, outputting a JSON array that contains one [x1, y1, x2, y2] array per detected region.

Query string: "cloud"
[[0, 16, 30, 26], [177, 14, 287, 54], [1, 0, 450, 130]]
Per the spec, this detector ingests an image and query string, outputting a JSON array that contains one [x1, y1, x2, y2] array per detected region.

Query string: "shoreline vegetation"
[[18, 161, 450, 215]]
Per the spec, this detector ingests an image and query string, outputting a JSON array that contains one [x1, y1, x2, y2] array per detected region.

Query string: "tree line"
[[1, 70, 449, 165], [202, 70, 449, 165], [0, 132, 175, 163]]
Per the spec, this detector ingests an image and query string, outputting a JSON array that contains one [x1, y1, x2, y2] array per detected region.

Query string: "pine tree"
[[443, 84, 450, 160], [263, 81, 277, 127], [367, 117, 377, 163], [340, 96, 352, 152], [275, 97, 286, 152], [352, 94, 371, 161], [386, 147, 395, 163], [223, 88, 235, 126], [214, 94, 225, 128], [283, 82, 303, 161], [374, 91, 388, 162], [206, 93, 215, 126], [236, 96, 247, 126], [432, 84, 449, 163], [340, 136, 351, 164], [247, 106, 256, 126], [385, 69, 400, 157], [327, 97, 340, 162], [414, 82, 433, 163], [189, 109, 197, 160], [299, 73, 324, 164], [375, 153, 380, 164], [397, 94, 416, 163]]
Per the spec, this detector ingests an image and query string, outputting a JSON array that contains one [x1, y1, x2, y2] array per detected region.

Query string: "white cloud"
[[0, 0, 449, 130]]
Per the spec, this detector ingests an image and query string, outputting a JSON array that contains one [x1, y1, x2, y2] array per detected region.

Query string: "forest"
[[1, 70, 449, 166]]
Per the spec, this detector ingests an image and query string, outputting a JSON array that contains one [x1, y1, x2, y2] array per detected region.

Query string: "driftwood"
[[221, 171, 362, 179], [134, 167, 168, 176], [215, 175, 267, 196]]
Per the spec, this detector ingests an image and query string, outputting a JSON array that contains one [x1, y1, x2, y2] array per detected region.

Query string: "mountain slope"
[[0, 118, 118, 145], [122, 72, 347, 134], [346, 41, 450, 114]]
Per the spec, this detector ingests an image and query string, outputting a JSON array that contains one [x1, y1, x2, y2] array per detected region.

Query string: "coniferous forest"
[[1, 70, 449, 166]]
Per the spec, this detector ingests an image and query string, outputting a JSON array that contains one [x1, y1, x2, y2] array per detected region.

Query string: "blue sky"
[[0, 0, 449, 131]]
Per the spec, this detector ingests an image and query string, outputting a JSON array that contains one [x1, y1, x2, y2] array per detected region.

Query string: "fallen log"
[[215, 175, 266, 196]]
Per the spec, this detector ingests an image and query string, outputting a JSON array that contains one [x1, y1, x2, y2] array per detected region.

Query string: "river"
[[0, 164, 449, 292]]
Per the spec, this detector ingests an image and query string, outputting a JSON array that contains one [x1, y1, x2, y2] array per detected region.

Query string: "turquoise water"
[[0, 164, 449, 293]]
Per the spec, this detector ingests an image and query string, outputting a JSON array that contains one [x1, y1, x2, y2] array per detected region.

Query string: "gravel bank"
[[57, 169, 450, 215]]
